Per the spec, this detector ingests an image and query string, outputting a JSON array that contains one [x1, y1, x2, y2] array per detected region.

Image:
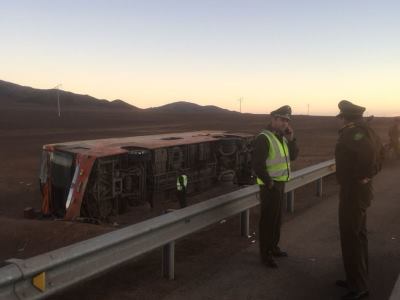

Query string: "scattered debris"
[[75, 217, 102, 225], [23, 207, 35, 219], [17, 240, 29, 252]]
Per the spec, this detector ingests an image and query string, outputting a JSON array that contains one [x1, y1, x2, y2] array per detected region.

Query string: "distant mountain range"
[[0, 80, 138, 110], [0, 80, 237, 114], [147, 101, 235, 114]]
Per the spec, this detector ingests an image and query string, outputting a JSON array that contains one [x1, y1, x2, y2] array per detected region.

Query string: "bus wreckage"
[[39, 131, 254, 220]]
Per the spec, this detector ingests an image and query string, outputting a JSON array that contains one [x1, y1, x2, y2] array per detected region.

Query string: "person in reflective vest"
[[176, 172, 188, 208], [252, 105, 299, 268]]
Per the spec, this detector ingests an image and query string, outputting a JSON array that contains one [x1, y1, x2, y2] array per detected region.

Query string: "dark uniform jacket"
[[335, 120, 383, 187], [252, 125, 299, 186]]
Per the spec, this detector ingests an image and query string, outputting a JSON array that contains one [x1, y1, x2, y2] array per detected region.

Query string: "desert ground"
[[0, 103, 396, 299]]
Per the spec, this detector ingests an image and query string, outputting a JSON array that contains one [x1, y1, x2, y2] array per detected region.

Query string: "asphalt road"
[[163, 160, 400, 300], [54, 160, 400, 300]]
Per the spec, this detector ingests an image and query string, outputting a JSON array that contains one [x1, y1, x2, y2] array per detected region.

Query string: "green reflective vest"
[[177, 174, 188, 191], [256, 130, 291, 184]]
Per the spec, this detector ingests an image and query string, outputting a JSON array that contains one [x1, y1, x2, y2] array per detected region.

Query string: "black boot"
[[262, 254, 278, 268], [341, 290, 369, 300]]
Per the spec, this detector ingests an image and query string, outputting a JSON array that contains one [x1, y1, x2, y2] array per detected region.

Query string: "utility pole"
[[307, 104, 310, 116], [53, 84, 62, 117], [238, 97, 243, 113]]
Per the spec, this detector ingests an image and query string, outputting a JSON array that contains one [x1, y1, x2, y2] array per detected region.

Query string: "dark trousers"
[[177, 190, 187, 208], [259, 182, 284, 261], [339, 183, 372, 292]]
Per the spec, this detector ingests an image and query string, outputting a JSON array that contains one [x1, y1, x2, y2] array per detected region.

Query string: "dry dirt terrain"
[[0, 103, 395, 299]]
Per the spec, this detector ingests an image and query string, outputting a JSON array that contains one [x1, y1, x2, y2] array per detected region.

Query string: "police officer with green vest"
[[252, 105, 299, 268], [176, 171, 188, 208], [335, 100, 383, 300]]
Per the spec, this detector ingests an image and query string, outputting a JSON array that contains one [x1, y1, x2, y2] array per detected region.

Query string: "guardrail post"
[[0, 263, 23, 300], [162, 241, 175, 280], [316, 178, 323, 197], [286, 191, 294, 213], [240, 209, 250, 237]]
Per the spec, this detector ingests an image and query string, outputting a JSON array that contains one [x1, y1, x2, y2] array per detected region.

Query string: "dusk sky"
[[1, 0, 399, 116]]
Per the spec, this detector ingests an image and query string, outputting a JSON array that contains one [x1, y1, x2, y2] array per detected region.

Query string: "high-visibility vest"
[[256, 130, 291, 184], [177, 174, 188, 191]]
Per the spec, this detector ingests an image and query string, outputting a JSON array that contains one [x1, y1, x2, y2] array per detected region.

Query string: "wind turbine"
[[53, 84, 62, 117]]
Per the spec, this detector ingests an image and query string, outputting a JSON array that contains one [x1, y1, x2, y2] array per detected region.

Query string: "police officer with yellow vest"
[[335, 100, 383, 300], [176, 172, 188, 208], [252, 105, 299, 268]]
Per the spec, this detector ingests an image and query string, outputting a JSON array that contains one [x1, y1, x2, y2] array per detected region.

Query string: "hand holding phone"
[[284, 125, 294, 141]]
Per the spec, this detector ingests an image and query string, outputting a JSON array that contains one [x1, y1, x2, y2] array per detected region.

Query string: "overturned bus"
[[39, 131, 254, 220]]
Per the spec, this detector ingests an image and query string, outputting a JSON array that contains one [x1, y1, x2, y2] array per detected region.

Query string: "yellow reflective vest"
[[177, 174, 188, 191], [256, 130, 291, 184]]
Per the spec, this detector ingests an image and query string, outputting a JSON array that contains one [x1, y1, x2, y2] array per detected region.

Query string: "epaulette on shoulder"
[[339, 123, 355, 134]]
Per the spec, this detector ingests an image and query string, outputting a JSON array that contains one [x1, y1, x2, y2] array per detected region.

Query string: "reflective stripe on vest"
[[177, 174, 188, 191], [256, 130, 291, 184]]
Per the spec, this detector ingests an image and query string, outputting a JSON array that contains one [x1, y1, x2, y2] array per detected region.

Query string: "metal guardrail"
[[390, 274, 400, 300], [0, 159, 336, 300]]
